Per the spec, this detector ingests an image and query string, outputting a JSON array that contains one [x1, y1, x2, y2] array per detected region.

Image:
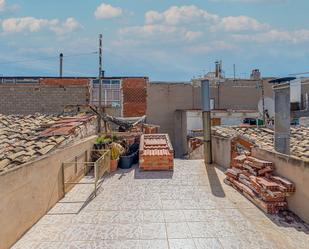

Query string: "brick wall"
[[122, 78, 147, 117], [40, 78, 89, 86], [0, 84, 89, 115]]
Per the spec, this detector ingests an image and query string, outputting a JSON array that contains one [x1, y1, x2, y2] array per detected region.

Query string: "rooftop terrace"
[[12, 159, 309, 249]]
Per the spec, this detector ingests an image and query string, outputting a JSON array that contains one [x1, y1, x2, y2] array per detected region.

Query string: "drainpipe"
[[202, 79, 212, 164], [273, 83, 290, 155]]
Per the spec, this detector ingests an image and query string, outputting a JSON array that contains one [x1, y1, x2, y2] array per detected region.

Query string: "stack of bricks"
[[225, 155, 295, 214], [139, 134, 174, 171]]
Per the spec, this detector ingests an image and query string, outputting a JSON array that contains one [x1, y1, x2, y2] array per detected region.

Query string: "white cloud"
[[0, 0, 19, 12], [50, 17, 82, 35], [119, 24, 202, 43], [0, 0, 5, 11], [145, 5, 219, 25], [186, 41, 235, 54], [1, 17, 81, 35], [232, 29, 309, 43], [184, 31, 203, 41], [2, 17, 53, 33], [210, 0, 286, 2], [94, 3, 122, 19], [212, 16, 269, 31]]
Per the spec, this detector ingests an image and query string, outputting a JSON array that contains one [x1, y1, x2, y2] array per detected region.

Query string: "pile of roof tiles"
[[0, 114, 95, 173], [212, 126, 309, 161], [139, 134, 174, 171], [40, 115, 95, 137], [225, 155, 295, 214]]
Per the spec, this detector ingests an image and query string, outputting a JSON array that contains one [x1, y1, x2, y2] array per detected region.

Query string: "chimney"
[[273, 83, 290, 155], [215, 61, 220, 78], [59, 53, 63, 78]]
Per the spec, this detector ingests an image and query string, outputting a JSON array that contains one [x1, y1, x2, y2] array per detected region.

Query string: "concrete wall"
[[0, 84, 89, 115], [0, 136, 96, 249], [208, 136, 309, 223], [174, 110, 188, 158], [208, 79, 273, 110], [147, 83, 199, 146], [147, 80, 269, 147], [252, 148, 309, 224], [212, 135, 231, 169], [188, 136, 231, 169]]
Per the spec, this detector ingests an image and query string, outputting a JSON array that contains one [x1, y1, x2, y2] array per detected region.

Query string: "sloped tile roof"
[[212, 126, 309, 161], [0, 114, 96, 173]]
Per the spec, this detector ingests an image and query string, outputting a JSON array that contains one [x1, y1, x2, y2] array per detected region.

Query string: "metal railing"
[[62, 149, 111, 197]]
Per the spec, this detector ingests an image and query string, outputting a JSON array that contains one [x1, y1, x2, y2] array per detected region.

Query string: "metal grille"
[[90, 79, 121, 107]]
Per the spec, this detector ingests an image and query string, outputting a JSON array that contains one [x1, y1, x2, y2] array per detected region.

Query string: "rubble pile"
[[225, 155, 295, 214]]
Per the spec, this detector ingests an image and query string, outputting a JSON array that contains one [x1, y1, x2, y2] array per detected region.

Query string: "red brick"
[[40, 78, 89, 86], [139, 134, 174, 171], [122, 78, 148, 117]]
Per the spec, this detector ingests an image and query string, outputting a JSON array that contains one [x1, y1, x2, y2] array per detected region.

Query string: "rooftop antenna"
[[98, 34, 103, 133]]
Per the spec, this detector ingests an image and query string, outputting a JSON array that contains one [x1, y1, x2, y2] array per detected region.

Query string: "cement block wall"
[[0, 84, 89, 115], [0, 136, 96, 249]]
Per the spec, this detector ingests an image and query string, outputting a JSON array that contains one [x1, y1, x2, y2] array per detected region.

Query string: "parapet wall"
[[209, 134, 309, 224], [0, 136, 96, 249], [251, 148, 309, 224]]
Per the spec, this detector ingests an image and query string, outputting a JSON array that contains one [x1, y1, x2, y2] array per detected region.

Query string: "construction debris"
[[225, 155, 295, 214], [139, 134, 174, 171]]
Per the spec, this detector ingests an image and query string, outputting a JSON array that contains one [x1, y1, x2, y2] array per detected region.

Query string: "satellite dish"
[[258, 97, 275, 118]]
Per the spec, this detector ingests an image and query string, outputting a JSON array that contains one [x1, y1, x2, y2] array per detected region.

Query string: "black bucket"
[[118, 154, 135, 169]]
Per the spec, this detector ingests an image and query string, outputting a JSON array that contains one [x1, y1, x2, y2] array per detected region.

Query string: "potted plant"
[[110, 143, 121, 172]]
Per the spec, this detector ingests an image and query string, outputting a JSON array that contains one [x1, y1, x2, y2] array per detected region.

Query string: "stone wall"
[[0, 136, 96, 249], [0, 84, 89, 115]]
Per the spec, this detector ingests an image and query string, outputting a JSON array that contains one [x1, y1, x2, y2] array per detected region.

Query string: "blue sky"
[[0, 0, 308, 80]]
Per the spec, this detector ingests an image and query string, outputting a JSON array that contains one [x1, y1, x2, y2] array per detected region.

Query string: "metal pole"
[[201, 79, 212, 165], [233, 64, 236, 80], [59, 53, 63, 78], [261, 80, 266, 125], [98, 34, 103, 133]]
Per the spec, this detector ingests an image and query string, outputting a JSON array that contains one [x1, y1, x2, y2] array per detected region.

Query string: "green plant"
[[110, 143, 120, 160], [96, 136, 112, 145], [112, 134, 119, 142]]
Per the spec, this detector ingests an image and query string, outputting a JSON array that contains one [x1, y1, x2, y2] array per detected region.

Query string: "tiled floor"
[[12, 160, 309, 249]]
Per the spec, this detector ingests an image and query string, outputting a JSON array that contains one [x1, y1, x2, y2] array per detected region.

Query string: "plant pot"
[[118, 154, 134, 169], [110, 158, 119, 172]]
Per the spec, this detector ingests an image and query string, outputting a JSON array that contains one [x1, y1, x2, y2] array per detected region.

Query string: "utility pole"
[[202, 79, 212, 165], [98, 34, 103, 134], [59, 53, 63, 78]]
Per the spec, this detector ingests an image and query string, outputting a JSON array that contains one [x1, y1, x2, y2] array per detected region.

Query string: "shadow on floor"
[[267, 210, 309, 233], [206, 164, 225, 198], [134, 166, 174, 180]]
